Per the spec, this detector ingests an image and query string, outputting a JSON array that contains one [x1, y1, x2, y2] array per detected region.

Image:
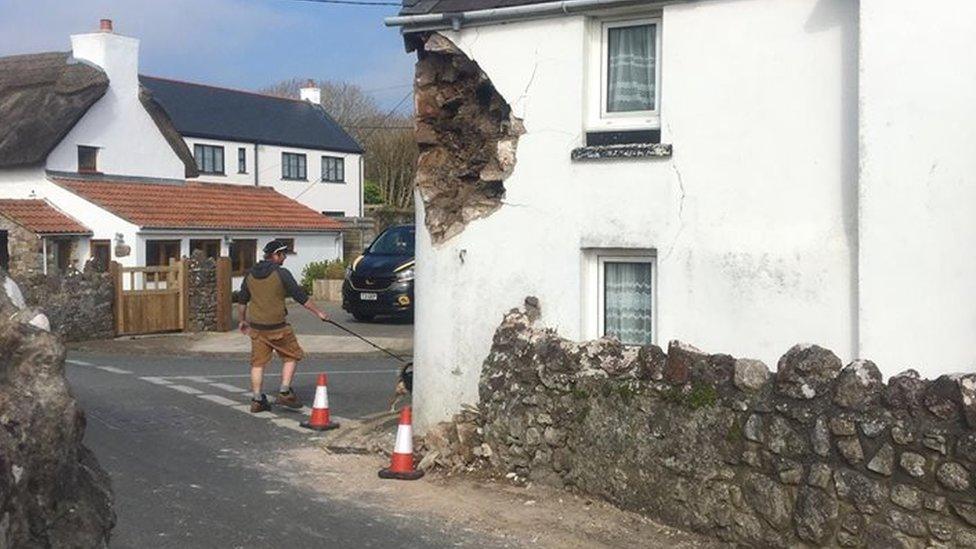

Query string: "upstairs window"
[[194, 144, 225, 174], [321, 156, 345, 183], [238, 147, 247, 173], [78, 146, 99, 173], [587, 17, 661, 132], [282, 153, 307, 180]]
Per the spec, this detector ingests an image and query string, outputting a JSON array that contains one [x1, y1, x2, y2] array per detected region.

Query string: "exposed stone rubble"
[[185, 250, 218, 332], [425, 297, 976, 547], [412, 33, 524, 243], [0, 268, 115, 547]]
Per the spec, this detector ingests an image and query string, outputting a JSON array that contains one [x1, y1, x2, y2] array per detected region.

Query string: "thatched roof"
[[0, 51, 108, 168], [0, 51, 198, 177]]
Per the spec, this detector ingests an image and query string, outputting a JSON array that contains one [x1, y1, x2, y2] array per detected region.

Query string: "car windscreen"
[[368, 226, 415, 256]]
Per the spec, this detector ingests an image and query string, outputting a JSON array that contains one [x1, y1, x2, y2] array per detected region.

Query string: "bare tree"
[[261, 78, 418, 211]]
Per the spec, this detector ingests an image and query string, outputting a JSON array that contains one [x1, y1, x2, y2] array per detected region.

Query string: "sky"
[[0, 0, 414, 112]]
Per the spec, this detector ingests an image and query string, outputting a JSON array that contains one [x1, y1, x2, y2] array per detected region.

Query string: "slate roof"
[[52, 176, 342, 232], [140, 76, 364, 154], [399, 0, 554, 15], [0, 199, 92, 235], [0, 52, 108, 168]]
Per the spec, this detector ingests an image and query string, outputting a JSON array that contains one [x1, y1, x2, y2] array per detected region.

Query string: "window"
[[598, 256, 654, 345], [194, 144, 225, 174], [229, 239, 257, 275], [90, 239, 111, 269], [322, 211, 346, 218], [282, 153, 307, 180], [275, 238, 295, 254], [78, 146, 98, 173], [587, 17, 661, 131], [190, 239, 221, 260], [238, 148, 247, 173], [321, 156, 345, 183], [145, 239, 181, 266]]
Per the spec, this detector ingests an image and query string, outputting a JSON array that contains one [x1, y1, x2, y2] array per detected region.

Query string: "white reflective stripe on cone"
[[394, 424, 413, 454], [313, 385, 329, 409]]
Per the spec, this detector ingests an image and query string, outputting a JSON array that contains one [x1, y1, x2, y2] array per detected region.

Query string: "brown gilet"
[[245, 270, 287, 327]]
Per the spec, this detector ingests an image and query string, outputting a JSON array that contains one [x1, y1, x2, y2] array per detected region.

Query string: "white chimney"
[[70, 19, 140, 96], [300, 79, 321, 104]]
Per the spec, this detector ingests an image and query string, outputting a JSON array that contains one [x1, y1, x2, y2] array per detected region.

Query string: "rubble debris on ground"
[[419, 296, 976, 547], [0, 268, 115, 547]]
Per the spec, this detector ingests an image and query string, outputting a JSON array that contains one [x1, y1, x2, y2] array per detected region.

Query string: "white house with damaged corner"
[[386, 0, 976, 430], [0, 19, 358, 285]]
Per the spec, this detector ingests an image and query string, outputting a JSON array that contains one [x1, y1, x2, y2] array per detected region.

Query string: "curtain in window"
[[604, 261, 653, 345], [607, 24, 655, 112]]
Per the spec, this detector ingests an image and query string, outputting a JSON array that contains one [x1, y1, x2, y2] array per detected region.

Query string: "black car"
[[342, 224, 415, 321]]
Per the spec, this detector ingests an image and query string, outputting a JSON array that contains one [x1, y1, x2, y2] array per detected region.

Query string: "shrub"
[[301, 259, 346, 293], [364, 180, 383, 205]]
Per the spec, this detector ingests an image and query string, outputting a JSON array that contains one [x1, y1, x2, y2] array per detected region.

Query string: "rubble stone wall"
[[412, 33, 524, 244], [0, 268, 115, 547], [470, 299, 976, 547], [185, 251, 218, 332], [0, 214, 43, 276], [15, 263, 114, 341]]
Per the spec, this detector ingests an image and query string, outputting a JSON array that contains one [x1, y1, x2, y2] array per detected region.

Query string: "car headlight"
[[345, 266, 353, 279], [396, 267, 414, 282]]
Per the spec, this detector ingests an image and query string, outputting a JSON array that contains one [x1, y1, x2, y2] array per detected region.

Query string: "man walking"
[[238, 240, 328, 413]]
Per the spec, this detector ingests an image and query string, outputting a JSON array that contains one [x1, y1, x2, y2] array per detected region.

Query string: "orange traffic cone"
[[378, 406, 424, 480], [300, 374, 339, 431]]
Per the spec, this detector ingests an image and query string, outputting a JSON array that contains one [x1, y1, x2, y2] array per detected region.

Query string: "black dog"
[[389, 362, 413, 411]]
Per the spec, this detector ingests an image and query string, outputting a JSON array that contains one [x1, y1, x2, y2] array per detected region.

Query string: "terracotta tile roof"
[[0, 198, 92, 234], [52, 177, 342, 232]]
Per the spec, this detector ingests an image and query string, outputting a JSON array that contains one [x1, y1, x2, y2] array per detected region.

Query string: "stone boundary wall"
[[185, 251, 218, 332], [438, 298, 976, 548], [15, 262, 114, 342]]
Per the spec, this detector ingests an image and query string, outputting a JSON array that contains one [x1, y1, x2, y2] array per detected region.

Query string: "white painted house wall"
[[413, 0, 861, 430], [46, 29, 186, 181], [857, 0, 976, 376], [185, 136, 363, 217]]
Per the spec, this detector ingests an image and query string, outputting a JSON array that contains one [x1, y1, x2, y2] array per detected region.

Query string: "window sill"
[[200, 172, 226, 176], [283, 178, 308, 182], [571, 143, 672, 161], [321, 180, 346, 184]]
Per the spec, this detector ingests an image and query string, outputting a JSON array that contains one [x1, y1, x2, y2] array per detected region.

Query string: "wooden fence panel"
[[114, 261, 185, 336]]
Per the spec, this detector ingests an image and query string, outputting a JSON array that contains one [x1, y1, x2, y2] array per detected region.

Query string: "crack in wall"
[[413, 33, 525, 244], [664, 122, 686, 259]]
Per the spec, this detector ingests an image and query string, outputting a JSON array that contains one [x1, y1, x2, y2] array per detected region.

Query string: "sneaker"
[[250, 395, 271, 413], [275, 389, 303, 409]]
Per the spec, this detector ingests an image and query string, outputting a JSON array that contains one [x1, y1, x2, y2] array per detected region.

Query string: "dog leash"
[[324, 318, 410, 364]]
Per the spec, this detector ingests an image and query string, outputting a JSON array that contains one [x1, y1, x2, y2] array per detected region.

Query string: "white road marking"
[[198, 394, 239, 406], [182, 376, 214, 384], [230, 405, 277, 419], [97, 366, 132, 374], [145, 369, 398, 380], [140, 377, 173, 385], [209, 382, 248, 393], [168, 385, 203, 395], [66, 359, 93, 366]]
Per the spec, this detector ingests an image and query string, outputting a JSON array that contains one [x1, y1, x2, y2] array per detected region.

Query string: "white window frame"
[[581, 249, 657, 345], [586, 15, 663, 132]]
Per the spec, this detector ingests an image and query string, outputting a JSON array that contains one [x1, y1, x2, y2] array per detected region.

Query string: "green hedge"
[[301, 259, 347, 293]]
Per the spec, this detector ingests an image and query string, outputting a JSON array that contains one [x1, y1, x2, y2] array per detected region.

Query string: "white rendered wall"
[[858, 0, 976, 378], [184, 137, 363, 217], [138, 230, 343, 289], [413, 0, 859, 430], [46, 31, 186, 180], [0, 170, 141, 268]]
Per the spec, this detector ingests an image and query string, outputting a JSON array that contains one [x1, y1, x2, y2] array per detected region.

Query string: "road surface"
[[66, 353, 479, 548]]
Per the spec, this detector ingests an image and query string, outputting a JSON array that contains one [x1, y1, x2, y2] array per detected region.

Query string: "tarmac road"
[[66, 352, 477, 548]]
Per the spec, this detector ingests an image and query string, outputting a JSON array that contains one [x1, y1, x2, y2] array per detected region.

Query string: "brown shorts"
[[249, 325, 305, 367]]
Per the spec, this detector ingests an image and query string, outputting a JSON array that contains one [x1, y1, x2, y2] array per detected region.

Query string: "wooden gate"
[[111, 260, 187, 335]]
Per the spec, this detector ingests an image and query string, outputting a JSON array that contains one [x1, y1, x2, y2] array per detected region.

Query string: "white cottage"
[[387, 0, 976, 429], [0, 19, 346, 282]]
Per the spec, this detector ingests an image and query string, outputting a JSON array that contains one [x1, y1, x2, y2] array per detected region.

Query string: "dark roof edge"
[[137, 226, 341, 233], [180, 131, 364, 155], [387, 0, 685, 32], [46, 170, 187, 185]]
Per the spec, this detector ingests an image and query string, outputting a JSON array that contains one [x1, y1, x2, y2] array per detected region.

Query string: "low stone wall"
[[15, 263, 114, 341], [435, 299, 976, 547], [185, 251, 217, 332]]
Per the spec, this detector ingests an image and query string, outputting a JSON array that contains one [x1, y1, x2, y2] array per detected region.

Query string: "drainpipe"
[[384, 0, 686, 31], [41, 236, 48, 275]]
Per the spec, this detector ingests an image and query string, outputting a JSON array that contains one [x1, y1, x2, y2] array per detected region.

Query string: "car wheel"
[[353, 313, 375, 322]]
